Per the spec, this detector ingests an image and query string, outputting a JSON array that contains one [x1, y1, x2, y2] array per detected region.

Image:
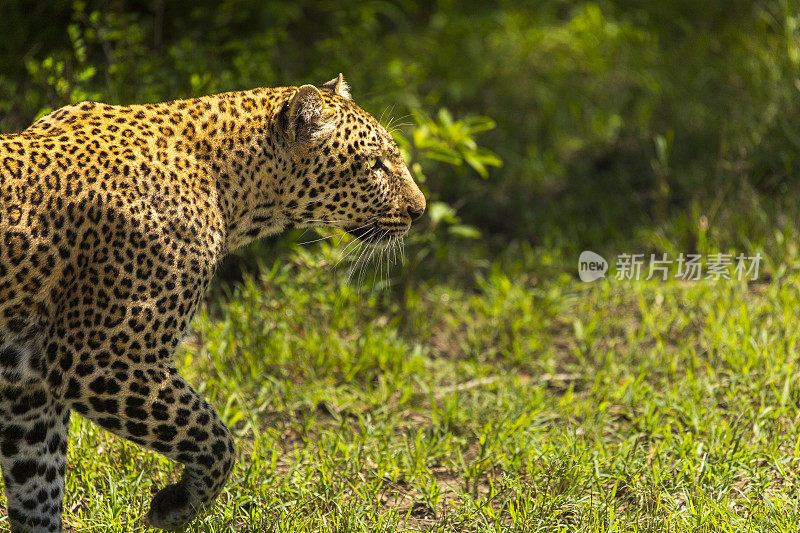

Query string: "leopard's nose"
[[403, 167, 426, 222], [406, 204, 425, 222]]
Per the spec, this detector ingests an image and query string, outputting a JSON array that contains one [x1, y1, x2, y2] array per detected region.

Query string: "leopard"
[[0, 73, 426, 532]]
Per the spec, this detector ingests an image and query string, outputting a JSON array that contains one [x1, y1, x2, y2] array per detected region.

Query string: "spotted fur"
[[0, 74, 425, 532]]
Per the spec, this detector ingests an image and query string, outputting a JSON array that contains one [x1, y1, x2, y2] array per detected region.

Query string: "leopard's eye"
[[365, 156, 378, 169]]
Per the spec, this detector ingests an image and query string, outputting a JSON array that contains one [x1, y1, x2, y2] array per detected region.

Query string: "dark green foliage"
[[3, 1, 800, 258]]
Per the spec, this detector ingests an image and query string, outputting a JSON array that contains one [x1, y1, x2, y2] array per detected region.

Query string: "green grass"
[[5, 239, 800, 531]]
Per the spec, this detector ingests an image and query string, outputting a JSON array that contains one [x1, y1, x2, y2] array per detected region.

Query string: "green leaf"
[[425, 147, 463, 166], [411, 162, 427, 184], [463, 154, 488, 178], [472, 147, 503, 167], [448, 225, 482, 239], [392, 130, 410, 151], [464, 116, 497, 134], [414, 134, 448, 150], [437, 108, 454, 127], [428, 201, 459, 225]]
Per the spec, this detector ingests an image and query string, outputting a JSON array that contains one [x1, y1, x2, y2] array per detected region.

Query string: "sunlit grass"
[[4, 242, 800, 531]]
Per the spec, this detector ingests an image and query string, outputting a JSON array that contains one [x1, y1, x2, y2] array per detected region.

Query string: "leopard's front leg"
[[61, 362, 236, 530]]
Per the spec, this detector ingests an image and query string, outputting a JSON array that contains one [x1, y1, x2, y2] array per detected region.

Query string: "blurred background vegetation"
[[4, 0, 800, 283]]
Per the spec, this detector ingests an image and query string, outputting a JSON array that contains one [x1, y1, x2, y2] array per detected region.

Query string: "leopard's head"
[[281, 74, 425, 241]]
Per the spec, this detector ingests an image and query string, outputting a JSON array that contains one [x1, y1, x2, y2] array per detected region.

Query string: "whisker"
[[358, 231, 382, 295], [382, 105, 396, 129], [356, 230, 382, 292], [386, 112, 406, 130], [346, 228, 377, 284], [334, 236, 364, 270], [336, 230, 351, 247], [367, 230, 388, 293], [331, 222, 377, 267], [344, 240, 365, 284], [299, 215, 378, 228], [346, 227, 378, 272], [296, 227, 313, 242], [331, 218, 379, 264], [388, 122, 413, 134], [386, 114, 411, 132], [299, 219, 348, 225], [379, 105, 392, 127], [386, 237, 393, 286], [381, 236, 393, 289], [357, 246, 371, 294], [298, 232, 339, 245], [372, 234, 386, 295]]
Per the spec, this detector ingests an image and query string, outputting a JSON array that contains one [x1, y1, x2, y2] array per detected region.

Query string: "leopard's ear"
[[286, 84, 333, 145], [320, 73, 351, 99]]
